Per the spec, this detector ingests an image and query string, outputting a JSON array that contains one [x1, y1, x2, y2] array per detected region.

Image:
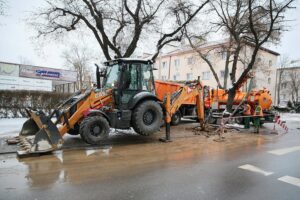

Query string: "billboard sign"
[[0, 75, 52, 91], [0, 63, 19, 77], [19, 65, 77, 82]]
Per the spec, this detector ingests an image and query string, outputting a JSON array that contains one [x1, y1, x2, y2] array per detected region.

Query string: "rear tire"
[[132, 100, 163, 136], [79, 116, 110, 145], [171, 111, 181, 126]]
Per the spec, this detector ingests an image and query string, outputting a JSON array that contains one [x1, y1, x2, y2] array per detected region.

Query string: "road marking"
[[268, 146, 300, 156], [238, 164, 273, 176], [278, 176, 300, 187]]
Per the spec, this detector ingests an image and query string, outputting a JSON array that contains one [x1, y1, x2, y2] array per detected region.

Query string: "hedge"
[[0, 90, 72, 118]]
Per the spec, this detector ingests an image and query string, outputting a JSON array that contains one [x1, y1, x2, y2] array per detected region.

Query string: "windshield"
[[103, 64, 120, 88]]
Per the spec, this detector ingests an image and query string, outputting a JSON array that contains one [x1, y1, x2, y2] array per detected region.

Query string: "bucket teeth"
[[17, 138, 31, 152]]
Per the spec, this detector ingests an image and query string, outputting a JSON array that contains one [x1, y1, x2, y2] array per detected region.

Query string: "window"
[[257, 57, 262, 62], [283, 94, 286, 99], [187, 57, 194, 65], [141, 64, 154, 91], [282, 82, 287, 89], [268, 77, 271, 84], [173, 74, 180, 81], [202, 71, 210, 80], [162, 61, 167, 69], [186, 73, 193, 81], [220, 70, 225, 78], [269, 60, 272, 67], [174, 59, 180, 70], [161, 75, 167, 80], [220, 51, 227, 60]]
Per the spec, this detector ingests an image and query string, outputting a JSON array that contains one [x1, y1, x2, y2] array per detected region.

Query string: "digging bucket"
[[16, 109, 63, 157]]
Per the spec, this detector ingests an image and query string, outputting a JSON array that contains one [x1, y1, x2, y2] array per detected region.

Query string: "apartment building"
[[153, 40, 279, 100], [276, 61, 300, 103]]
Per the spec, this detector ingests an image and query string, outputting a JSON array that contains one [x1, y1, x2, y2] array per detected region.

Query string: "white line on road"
[[268, 146, 300, 156], [278, 176, 300, 188], [238, 164, 273, 176]]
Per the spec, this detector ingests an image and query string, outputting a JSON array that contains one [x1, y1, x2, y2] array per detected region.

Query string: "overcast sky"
[[0, 0, 299, 69]]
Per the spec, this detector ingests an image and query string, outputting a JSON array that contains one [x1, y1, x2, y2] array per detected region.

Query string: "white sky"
[[0, 0, 299, 69]]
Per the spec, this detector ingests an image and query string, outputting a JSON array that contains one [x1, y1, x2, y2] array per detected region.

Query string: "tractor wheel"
[[171, 111, 181, 126], [132, 100, 163, 136], [68, 123, 80, 135], [79, 116, 110, 145]]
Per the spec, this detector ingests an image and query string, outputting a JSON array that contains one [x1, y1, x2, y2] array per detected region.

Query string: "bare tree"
[[18, 56, 34, 65], [31, 0, 210, 62], [210, 0, 295, 111], [277, 55, 290, 104], [288, 68, 300, 103], [62, 44, 93, 90], [185, 34, 224, 88], [0, 0, 6, 16]]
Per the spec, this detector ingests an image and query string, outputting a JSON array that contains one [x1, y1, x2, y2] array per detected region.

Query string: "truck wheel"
[[68, 123, 80, 135], [234, 115, 244, 125], [171, 111, 181, 126], [132, 100, 163, 136], [79, 116, 110, 145]]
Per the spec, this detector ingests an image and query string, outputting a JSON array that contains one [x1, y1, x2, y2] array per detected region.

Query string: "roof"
[[157, 39, 280, 58], [104, 58, 153, 65], [277, 66, 300, 70], [0, 60, 75, 72]]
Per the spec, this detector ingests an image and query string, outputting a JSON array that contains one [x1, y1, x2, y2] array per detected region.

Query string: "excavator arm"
[[164, 79, 205, 126]]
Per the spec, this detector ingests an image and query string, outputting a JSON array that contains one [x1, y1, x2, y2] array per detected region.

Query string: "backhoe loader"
[[10, 58, 205, 157]]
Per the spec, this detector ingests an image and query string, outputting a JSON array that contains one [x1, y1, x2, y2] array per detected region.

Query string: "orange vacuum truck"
[[156, 78, 274, 125]]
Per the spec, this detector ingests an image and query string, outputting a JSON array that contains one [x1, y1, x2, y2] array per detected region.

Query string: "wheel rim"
[[173, 113, 179, 122], [143, 110, 156, 125], [90, 123, 103, 137]]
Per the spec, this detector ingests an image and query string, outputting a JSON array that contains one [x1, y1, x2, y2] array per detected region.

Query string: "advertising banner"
[[19, 65, 77, 82], [0, 63, 19, 77], [0, 75, 52, 91]]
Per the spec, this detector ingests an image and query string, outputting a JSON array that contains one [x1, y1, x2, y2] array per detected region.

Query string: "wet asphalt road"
[[0, 113, 300, 200]]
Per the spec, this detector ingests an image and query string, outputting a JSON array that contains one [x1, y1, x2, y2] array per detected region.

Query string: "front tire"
[[132, 100, 163, 136], [79, 116, 110, 145]]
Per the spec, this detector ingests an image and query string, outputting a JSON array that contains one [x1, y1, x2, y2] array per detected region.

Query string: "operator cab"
[[103, 58, 156, 109]]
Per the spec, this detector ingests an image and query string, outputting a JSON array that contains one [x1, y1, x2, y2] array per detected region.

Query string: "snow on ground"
[[0, 118, 27, 137], [0, 113, 298, 137], [280, 113, 300, 122]]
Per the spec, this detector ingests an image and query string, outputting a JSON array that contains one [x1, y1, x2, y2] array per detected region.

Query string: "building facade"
[[153, 41, 279, 101], [276, 63, 300, 104], [0, 61, 77, 92]]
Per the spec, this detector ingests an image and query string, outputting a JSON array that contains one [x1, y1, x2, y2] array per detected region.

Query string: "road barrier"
[[214, 113, 288, 136], [273, 115, 288, 133]]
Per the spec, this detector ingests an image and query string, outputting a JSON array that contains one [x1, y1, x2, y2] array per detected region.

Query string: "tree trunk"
[[223, 49, 230, 89], [226, 88, 236, 112], [230, 44, 241, 84]]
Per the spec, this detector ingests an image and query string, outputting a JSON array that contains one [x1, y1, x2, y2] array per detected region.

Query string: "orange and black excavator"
[[10, 58, 205, 157]]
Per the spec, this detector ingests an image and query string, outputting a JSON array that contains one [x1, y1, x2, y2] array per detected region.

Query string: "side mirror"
[[95, 64, 102, 89]]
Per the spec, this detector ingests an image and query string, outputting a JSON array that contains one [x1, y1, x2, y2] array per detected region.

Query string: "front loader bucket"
[[16, 109, 63, 157], [19, 118, 39, 136]]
